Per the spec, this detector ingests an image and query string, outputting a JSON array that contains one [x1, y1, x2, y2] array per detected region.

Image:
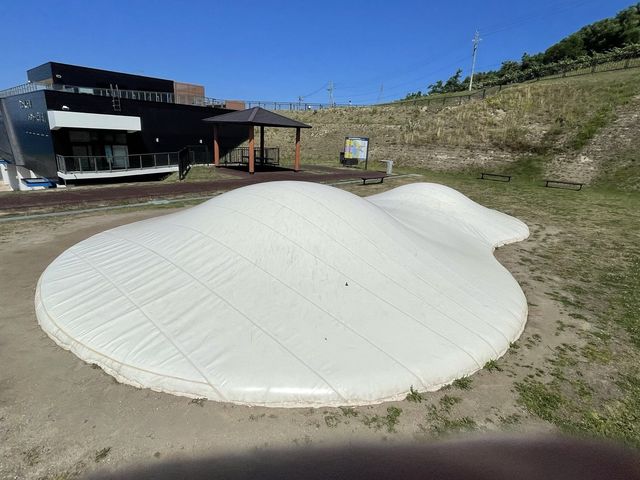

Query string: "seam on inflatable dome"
[[165, 220, 429, 389], [202, 201, 485, 369], [101, 231, 349, 403], [68, 249, 229, 401], [35, 279, 211, 387], [246, 187, 515, 349]]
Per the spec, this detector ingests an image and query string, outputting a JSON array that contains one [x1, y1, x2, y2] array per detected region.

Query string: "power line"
[[299, 82, 328, 100], [332, 54, 469, 103], [334, 42, 473, 91], [480, 0, 598, 38]]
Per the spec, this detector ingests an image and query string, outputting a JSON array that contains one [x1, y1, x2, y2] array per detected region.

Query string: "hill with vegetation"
[[266, 68, 640, 190], [406, 3, 640, 97]]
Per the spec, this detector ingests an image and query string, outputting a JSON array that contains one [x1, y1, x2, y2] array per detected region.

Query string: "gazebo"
[[203, 107, 311, 174]]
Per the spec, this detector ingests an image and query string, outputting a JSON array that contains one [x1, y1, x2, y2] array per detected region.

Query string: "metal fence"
[[533, 56, 640, 81], [178, 145, 211, 180], [391, 56, 640, 110], [56, 151, 179, 174], [244, 100, 354, 111], [220, 147, 280, 166]]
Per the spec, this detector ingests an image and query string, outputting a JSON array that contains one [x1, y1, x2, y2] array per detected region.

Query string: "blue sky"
[[0, 0, 635, 104]]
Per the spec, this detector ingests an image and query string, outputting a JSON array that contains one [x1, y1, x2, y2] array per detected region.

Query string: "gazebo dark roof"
[[203, 107, 311, 129]]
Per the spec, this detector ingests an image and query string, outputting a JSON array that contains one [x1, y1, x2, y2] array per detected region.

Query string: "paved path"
[[0, 167, 384, 211]]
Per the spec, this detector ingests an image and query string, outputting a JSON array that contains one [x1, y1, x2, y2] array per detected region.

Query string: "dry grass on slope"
[[266, 69, 640, 182]]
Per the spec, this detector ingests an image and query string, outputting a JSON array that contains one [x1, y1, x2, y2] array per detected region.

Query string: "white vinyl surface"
[[35, 181, 530, 407]]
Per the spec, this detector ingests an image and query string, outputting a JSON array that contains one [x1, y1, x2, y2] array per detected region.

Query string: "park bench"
[[479, 172, 511, 182], [544, 179, 584, 191], [361, 175, 385, 185]]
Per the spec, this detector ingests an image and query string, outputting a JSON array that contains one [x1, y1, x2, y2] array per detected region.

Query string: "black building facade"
[[0, 62, 246, 190]]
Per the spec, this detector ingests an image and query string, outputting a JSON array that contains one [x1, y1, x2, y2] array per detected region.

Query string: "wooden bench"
[[544, 179, 584, 191], [361, 175, 385, 185], [479, 172, 511, 182]]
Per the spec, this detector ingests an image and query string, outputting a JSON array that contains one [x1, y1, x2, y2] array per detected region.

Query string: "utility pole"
[[469, 30, 481, 91], [377, 83, 384, 103], [327, 80, 334, 106]]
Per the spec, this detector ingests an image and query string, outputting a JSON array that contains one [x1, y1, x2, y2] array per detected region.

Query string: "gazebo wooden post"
[[213, 125, 220, 167], [248, 125, 255, 174], [294, 127, 301, 172], [260, 125, 265, 165]]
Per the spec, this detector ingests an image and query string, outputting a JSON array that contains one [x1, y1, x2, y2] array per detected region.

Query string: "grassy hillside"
[[265, 68, 640, 189]]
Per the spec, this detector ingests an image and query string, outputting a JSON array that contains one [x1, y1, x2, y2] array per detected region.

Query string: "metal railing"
[[244, 100, 357, 111], [0, 82, 358, 110], [56, 151, 179, 174], [0, 82, 225, 108], [220, 147, 280, 166], [0, 82, 49, 98]]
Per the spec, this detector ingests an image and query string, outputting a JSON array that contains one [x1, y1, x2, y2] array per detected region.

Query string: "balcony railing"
[[56, 152, 179, 174], [0, 82, 355, 110], [0, 82, 226, 108]]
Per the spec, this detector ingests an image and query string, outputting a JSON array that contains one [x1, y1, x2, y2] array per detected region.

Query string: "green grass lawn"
[[163, 165, 238, 183], [346, 170, 640, 445]]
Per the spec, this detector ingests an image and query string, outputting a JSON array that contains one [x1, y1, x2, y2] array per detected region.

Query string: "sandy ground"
[[0, 185, 580, 479]]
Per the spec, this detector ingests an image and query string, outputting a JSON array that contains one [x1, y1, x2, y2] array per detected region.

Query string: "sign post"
[[344, 136, 370, 170]]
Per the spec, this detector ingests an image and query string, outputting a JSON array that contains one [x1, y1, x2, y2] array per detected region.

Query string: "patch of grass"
[[439, 395, 462, 413], [362, 406, 403, 433], [580, 341, 613, 364], [190, 398, 205, 407], [339, 406, 359, 417], [484, 359, 503, 372], [163, 165, 236, 183], [22, 446, 43, 466], [94, 447, 111, 463], [507, 155, 546, 182], [569, 106, 613, 151], [450, 376, 473, 390], [608, 256, 640, 348], [405, 385, 424, 403], [324, 414, 341, 428], [422, 396, 477, 437], [514, 378, 566, 423], [499, 413, 522, 426]]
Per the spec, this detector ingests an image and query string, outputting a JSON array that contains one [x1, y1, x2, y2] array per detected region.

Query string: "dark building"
[[0, 62, 247, 190]]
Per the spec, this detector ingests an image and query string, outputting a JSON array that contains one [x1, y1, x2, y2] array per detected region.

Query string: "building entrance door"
[[106, 145, 129, 169]]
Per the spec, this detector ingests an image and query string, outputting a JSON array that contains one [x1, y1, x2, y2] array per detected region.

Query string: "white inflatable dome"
[[35, 181, 529, 407]]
